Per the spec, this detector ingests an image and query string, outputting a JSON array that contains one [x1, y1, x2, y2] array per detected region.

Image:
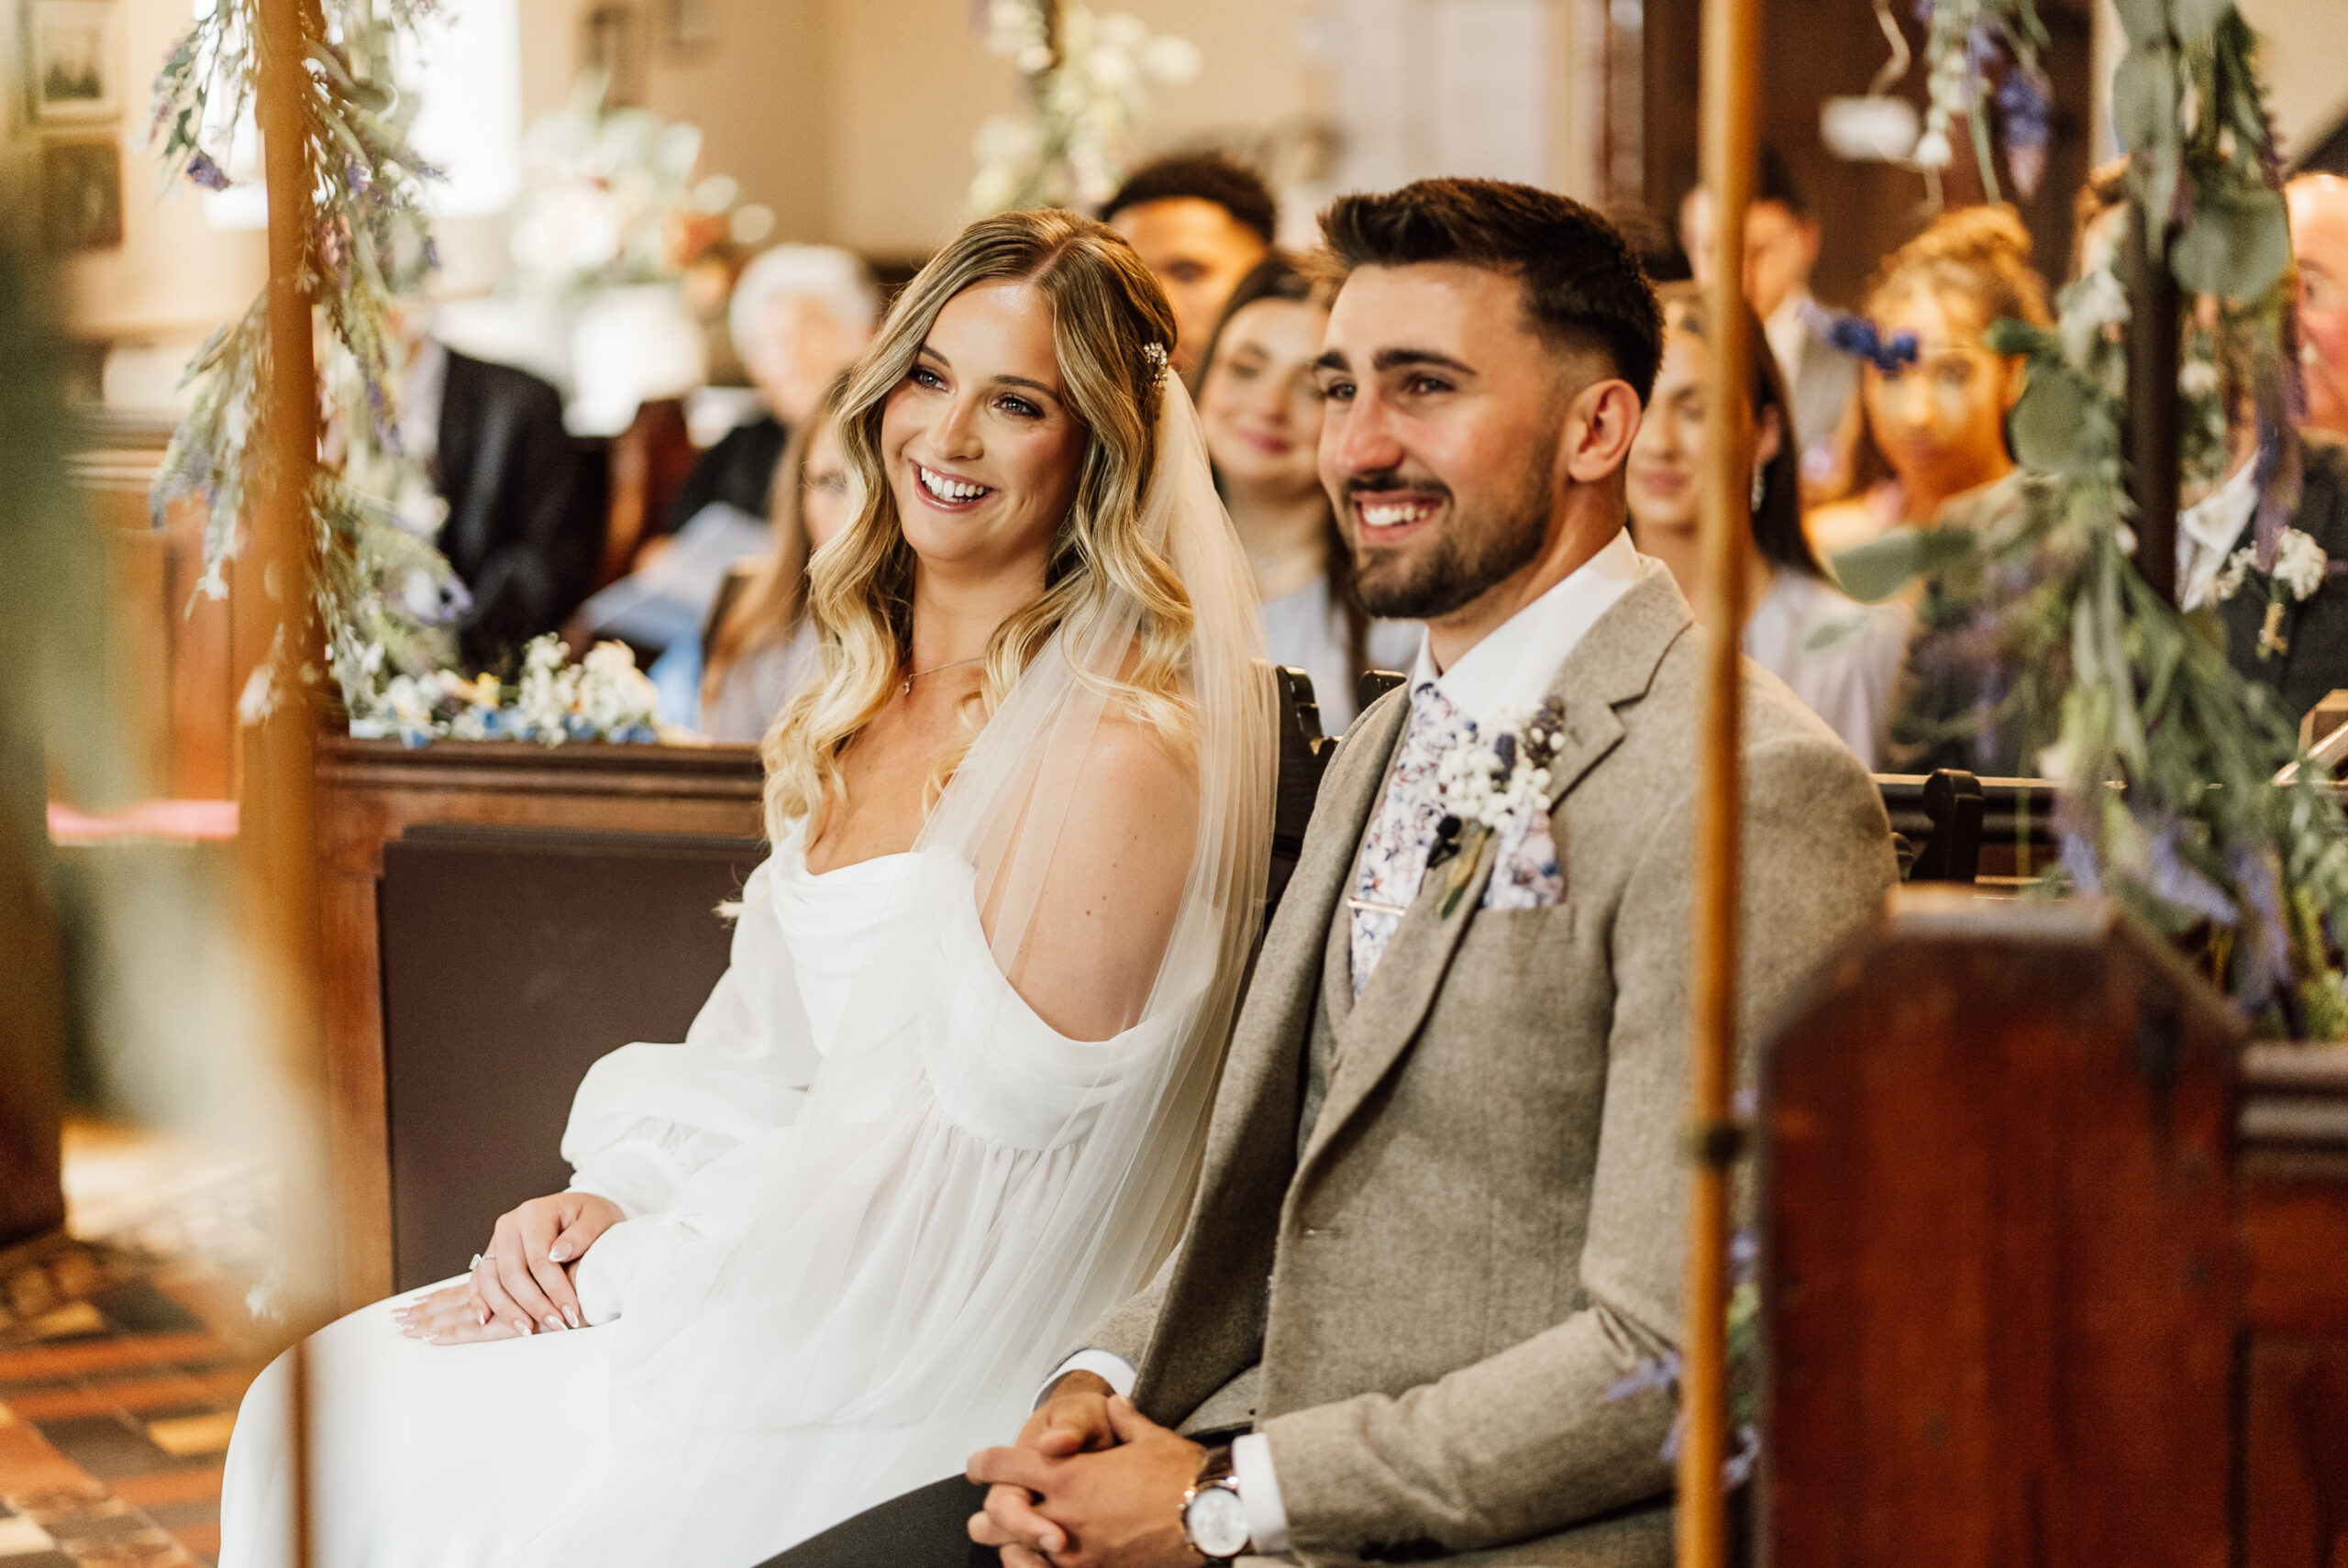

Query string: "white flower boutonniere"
[[2213, 527, 2331, 659], [1429, 697, 1566, 915]]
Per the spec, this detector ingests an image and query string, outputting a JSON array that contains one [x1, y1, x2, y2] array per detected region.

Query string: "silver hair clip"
[[1143, 340, 1169, 384]]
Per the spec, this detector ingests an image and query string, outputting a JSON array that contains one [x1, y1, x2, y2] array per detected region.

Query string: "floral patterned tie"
[[1349, 681, 1471, 997]]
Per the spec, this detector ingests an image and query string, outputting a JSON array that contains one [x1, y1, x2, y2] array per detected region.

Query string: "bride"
[[219, 208, 1274, 1568]]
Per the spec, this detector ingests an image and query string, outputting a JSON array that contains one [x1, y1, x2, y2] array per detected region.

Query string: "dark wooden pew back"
[[1759, 890, 2348, 1566]]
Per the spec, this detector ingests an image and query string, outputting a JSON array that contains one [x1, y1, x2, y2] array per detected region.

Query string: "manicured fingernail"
[[477, 1304, 490, 1325], [548, 1243, 570, 1263], [543, 1314, 564, 1332], [515, 1320, 533, 1336], [564, 1307, 581, 1329]]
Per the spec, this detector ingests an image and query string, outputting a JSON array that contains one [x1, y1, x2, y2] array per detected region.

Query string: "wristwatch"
[[1180, 1444, 1253, 1562]]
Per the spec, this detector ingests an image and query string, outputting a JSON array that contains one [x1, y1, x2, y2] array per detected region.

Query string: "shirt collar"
[[1764, 291, 1813, 376], [2179, 448, 2261, 558], [1406, 529, 1644, 726]]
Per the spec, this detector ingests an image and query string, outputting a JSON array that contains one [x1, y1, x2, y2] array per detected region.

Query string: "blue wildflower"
[[185, 150, 232, 191]]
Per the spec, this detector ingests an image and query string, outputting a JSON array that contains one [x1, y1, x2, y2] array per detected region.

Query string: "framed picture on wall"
[[26, 0, 121, 124], [41, 138, 122, 251]]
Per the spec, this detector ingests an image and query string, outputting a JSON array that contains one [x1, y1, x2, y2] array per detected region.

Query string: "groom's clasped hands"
[[966, 1374, 1206, 1568], [393, 1190, 625, 1342]]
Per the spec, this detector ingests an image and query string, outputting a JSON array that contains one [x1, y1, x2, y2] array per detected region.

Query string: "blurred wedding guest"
[[1806, 205, 2050, 560], [2077, 169, 2348, 721], [1193, 256, 1417, 728], [1814, 207, 2052, 775], [697, 374, 852, 743], [2289, 174, 2348, 440], [1629, 282, 1908, 766], [1102, 152, 1274, 376], [654, 245, 880, 551], [579, 247, 880, 716], [1681, 154, 1859, 497], [398, 321, 604, 673]]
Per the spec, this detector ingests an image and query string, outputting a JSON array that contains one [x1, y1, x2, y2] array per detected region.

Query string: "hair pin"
[[1143, 340, 1169, 384]]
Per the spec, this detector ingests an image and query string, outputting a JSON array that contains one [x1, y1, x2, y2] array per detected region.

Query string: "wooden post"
[[250, 1, 327, 1564], [1683, 0, 1757, 1555], [2126, 194, 2180, 606]]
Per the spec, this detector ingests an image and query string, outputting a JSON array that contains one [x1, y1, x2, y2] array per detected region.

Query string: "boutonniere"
[[1427, 697, 1566, 916], [2213, 527, 2331, 659]]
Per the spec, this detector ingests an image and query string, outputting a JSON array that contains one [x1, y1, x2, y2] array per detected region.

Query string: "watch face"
[[1186, 1484, 1251, 1559]]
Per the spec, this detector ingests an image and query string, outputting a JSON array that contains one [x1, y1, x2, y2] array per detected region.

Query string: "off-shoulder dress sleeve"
[[560, 860, 822, 1220]]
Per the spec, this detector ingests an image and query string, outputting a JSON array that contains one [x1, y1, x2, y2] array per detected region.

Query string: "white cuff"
[[1035, 1349, 1136, 1407], [1230, 1432, 1290, 1555]]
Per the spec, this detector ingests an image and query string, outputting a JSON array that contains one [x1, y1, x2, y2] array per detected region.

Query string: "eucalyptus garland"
[[1888, 0, 2348, 1036], [151, 0, 477, 730]]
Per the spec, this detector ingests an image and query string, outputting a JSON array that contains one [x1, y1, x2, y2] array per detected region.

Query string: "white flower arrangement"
[[1434, 706, 1560, 832], [969, 1, 1201, 215], [1427, 698, 1567, 915], [508, 72, 773, 301], [2213, 526, 2331, 659], [347, 634, 664, 748]]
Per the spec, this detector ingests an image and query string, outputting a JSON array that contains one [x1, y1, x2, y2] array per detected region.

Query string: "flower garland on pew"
[[1864, 0, 2348, 1038], [147, 0, 662, 746]]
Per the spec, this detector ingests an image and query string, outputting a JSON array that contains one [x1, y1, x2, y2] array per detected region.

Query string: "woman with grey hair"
[[663, 244, 882, 542]]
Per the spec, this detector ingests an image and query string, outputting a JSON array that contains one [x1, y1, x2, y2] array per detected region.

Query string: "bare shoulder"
[[1070, 707, 1202, 824]]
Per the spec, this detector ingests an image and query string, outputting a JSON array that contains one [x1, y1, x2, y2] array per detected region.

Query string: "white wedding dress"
[[224, 835, 1191, 1566], [220, 374, 1274, 1568]]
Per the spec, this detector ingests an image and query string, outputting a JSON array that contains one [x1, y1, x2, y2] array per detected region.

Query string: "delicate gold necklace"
[[900, 656, 983, 697]]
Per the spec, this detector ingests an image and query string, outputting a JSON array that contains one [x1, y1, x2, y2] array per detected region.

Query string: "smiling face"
[[1108, 197, 1269, 374], [1859, 285, 2020, 501], [879, 281, 1087, 584], [1314, 262, 1591, 623], [1197, 295, 1330, 501]]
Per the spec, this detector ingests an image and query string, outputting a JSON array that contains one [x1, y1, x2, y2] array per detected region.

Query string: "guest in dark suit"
[[2213, 431, 2348, 723], [431, 345, 604, 673]]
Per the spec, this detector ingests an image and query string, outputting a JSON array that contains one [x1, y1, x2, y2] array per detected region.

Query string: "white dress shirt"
[[2177, 452, 2261, 612], [1038, 528, 1645, 1556], [1403, 525, 1644, 723]]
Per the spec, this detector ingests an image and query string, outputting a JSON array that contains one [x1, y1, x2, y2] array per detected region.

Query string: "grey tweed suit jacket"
[[1084, 560, 1897, 1566]]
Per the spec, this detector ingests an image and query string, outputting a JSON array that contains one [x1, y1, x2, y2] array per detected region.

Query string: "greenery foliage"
[[150, 0, 463, 719], [1896, 0, 2348, 1036]]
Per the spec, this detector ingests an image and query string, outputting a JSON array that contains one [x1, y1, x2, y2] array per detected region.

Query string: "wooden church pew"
[[327, 663, 1336, 1305], [1758, 889, 2348, 1566]]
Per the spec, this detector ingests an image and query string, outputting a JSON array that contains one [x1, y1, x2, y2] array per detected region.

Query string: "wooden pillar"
[[1683, 0, 1757, 1556], [250, 1, 327, 1563]]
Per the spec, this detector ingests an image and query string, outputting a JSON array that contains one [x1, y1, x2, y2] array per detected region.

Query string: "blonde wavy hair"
[[761, 209, 1190, 846]]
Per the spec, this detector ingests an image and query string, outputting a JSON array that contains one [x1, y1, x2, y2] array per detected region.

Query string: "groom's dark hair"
[[1316, 178, 1665, 403]]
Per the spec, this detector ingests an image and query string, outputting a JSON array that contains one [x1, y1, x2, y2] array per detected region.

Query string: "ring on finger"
[[471, 1252, 495, 1268]]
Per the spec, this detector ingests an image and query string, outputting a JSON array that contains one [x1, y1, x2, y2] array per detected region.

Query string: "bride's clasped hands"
[[393, 1190, 625, 1341]]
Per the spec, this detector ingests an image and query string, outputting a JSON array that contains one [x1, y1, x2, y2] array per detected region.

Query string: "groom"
[[765, 180, 1896, 1567]]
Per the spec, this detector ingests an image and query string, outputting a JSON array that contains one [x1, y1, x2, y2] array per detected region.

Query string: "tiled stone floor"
[[0, 1127, 280, 1568]]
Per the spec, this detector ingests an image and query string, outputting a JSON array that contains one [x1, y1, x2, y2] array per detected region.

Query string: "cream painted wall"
[[2237, 0, 2348, 165], [50, 0, 268, 343]]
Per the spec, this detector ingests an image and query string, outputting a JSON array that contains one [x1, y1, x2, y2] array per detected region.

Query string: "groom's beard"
[[1346, 449, 1556, 623]]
